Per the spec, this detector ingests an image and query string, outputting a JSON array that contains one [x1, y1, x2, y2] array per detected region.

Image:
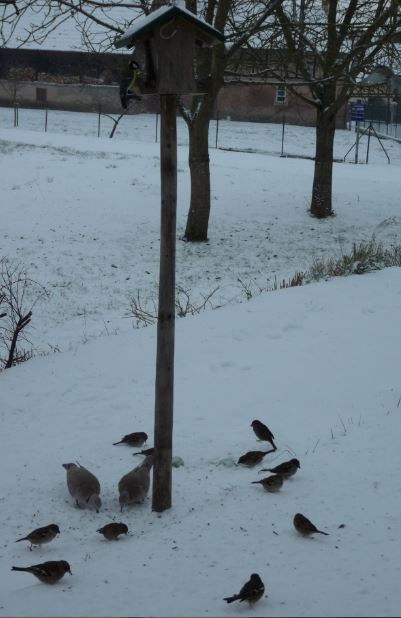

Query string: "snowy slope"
[[1, 268, 401, 617]]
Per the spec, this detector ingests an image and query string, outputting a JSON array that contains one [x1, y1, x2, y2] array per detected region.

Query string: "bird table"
[[115, 3, 224, 512]]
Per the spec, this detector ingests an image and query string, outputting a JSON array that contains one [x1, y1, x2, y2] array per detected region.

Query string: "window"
[[275, 84, 286, 105], [36, 87, 47, 103]]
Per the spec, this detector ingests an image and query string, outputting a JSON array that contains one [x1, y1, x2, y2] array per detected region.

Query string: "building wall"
[[0, 80, 151, 114], [216, 83, 347, 128], [0, 78, 347, 128]]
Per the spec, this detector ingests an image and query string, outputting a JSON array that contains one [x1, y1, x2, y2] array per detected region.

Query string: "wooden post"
[[152, 93, 177, 512]]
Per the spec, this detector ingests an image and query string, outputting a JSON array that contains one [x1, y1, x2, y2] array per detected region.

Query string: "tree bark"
[[310, 109, 336, 218], [184, 109, 211, 241]]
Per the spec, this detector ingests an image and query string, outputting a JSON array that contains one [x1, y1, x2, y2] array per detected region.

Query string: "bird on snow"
[[237, 449, 275, 467], [251, 474, 283, 492], [293, 513, 329, 537], [251, 420, 277, 450], [118, 454, 153, 511], [223, 573, 265, 605], [113, 431, 148, 447], [97, 522, 128, 541], [260, 458, 300, 479], [11, 560, 71, 584], [133, 447, 154, 457], [62, 462, 101, 512], [15, 524, 60, 550]]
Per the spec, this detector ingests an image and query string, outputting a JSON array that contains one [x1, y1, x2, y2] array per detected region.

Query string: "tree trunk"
[[184, 111, 211, 241], [310, 109, 336, 218]]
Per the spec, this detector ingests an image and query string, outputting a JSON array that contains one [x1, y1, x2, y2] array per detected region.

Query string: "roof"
[[114, 4, 224, 50]]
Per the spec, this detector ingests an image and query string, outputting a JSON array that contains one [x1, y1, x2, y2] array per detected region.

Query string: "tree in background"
[[265, 0, 401, 218]]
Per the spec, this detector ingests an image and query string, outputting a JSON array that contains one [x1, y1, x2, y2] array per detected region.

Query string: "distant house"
[[0, 46, 348, 127], [215, 47, 348, 128]]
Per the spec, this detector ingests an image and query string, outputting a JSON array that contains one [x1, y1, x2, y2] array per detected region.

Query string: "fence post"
[[45, 108, 48, 132], [280, 113, 285, 156], [215, 108, 219, 149], [98, 105, 101, 137]]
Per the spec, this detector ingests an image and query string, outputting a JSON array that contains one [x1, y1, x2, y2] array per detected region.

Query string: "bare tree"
[[263, 0, 401, 218], [0, 260, 48, 369]]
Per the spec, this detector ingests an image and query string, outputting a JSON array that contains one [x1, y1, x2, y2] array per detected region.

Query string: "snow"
[[0, 110, 401, 617]]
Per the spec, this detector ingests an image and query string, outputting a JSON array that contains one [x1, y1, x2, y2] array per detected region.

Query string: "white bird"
[[118, 455, 153, 511], [62, 462, 101, 512]]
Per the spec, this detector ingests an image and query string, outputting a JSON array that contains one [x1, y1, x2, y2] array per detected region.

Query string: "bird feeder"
[[115, 4, 224, 97], [115, 3, 223, 514]]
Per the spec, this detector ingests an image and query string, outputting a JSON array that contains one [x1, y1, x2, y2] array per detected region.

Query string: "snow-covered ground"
[[0, 109, 400, 353], [1, 111, 401, 617]]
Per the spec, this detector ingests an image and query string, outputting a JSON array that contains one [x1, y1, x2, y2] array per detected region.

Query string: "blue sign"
[[351, 102, 365, 121]]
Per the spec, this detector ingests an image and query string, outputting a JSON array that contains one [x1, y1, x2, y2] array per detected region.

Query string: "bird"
[[293, 513, 329, 536], [260, 458, 300, 479], [133, 447, 154, 457], [251, 474, 283, 492], [113, 432, 148, 447], [251, 420, 277, 450], [118, 454, 153, 512], [11, 560, 72, 584], [62, 462, 101, 512], [97, 522, 128, 541], [223, 573, 265, 605], [237, 449, 274, 467], [15, 524, 60, 550]]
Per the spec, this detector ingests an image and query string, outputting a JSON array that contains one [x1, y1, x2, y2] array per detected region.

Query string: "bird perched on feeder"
[[15, 524, 60, 550], [293, 513, 329, 537], [11, 560, 72, 584], [260, 458, 300, 479], [251, 420, 277, 450], [237, 449, 274, 467], [251, 474, 283, 493], [62, 462, 101, 512], [118, 454, 153, 511], [133, 447, 154, 457], [113, 432, 148, 447], [223, 573, 265, 605], [97, 522, 128, 541]]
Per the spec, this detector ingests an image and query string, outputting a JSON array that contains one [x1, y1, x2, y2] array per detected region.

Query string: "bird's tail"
[[11, 566, 31, 572], [317, 530, 329, 536], [223, 594, 241, 604]]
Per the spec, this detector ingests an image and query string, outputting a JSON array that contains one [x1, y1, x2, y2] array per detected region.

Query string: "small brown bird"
[[224, 573, 265, 604], [237, 449, 274, 467], [118, 454, 154, 511], [97, 522, 128, 541], [113, 432, 148, 447], [15, 524, 60, 550], [11, 560, 72, 584], [260, 458, 300, 479], [251, 474, 283, 492], [251, 420, 277, 450], [133, 447, 154, 457], [293, 513, 329, 536]]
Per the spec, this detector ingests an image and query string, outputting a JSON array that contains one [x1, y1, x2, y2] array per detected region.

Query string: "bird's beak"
[[68, 570, 72, 575]]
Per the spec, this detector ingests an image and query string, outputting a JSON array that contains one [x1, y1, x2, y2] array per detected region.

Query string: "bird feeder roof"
[[114, 4, 225, 49]]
